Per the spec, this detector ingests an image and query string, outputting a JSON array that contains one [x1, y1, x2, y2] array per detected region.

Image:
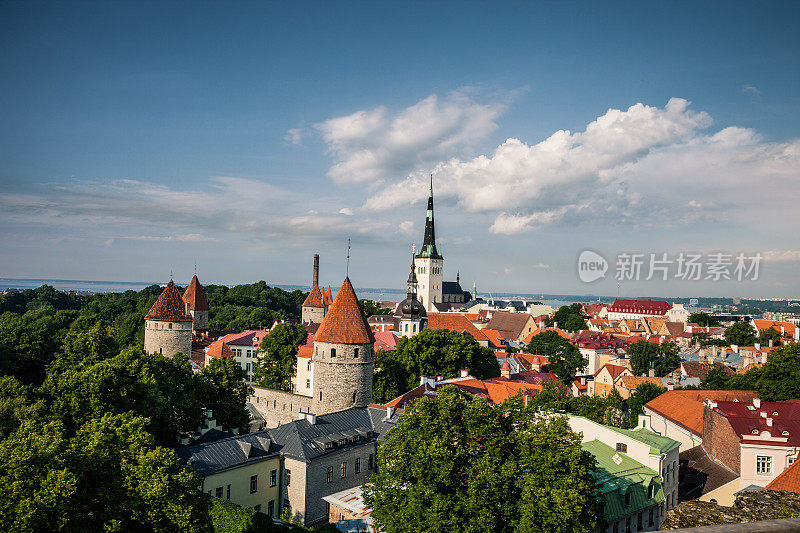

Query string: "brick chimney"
[[313, 254, 319, 288]]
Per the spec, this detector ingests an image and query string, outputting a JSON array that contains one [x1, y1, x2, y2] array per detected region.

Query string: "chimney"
[[313, 254, 320, 288], [754, 398, 761, 408], [460, 369, 469, 378], [501, 363, 511, 379], [554, 321, 558, 329], [769, 339, 774, 348], [386, 406, 395, 420], [767, 417, 773, 427], [298, 412, 317, 424], [755, 343, 761, 351]]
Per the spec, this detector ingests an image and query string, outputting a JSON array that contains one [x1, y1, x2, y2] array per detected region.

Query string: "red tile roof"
[[182, 274, 210, 312], [427, 313, 489, 342], [481, 329, 505, 348], [521, 327, 571, 344], [595, 363, 629, 380], [325, 286, 334, 305], [315, 278, 375, 344], [711, 400, 800, 447], [681, 361, 735, 380], [766, 453, 800, 493], [753, 320, 798, 337], [302, 284, 325, 308], [145, 281, 194, 322], [486, 311, 534, 340], [609, 299, 671, 315], [206, 340, 234, 359], [644, 390, 758, 436], [373, 331, 399, 352]]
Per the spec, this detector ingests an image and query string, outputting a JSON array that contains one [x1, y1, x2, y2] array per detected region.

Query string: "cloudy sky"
[[1, 1, 799, 298]]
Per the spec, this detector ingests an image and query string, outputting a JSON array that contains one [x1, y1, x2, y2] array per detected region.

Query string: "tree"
[[199, 357, 252, 434], [627, 340, 661, 376], [759, 327, 783, 347], [546, 304, 587, 332], [0, 413, 211, 532], [525, 330, 587, 384], [753, 343, 800, 401], [688, 312, 720, 327], [700, 366, 733, 390], [626, 382, 666, 428], [0, 375, 46, 440], [724, 321, 757, 346], [372, 328, 499, 403], [359, 299, 392, 316], [254, 323, 307, 391], [364, 386, 600, 533]]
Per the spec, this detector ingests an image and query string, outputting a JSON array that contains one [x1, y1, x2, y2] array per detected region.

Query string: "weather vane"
[[346, 237, 351, 277]]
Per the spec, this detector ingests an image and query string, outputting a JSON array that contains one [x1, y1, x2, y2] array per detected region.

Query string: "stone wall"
[[302, 306, 325, 324], [250, 386, 312, 428], [311, 341, 373, 415], [144, 319, 193, 358], [703, 404, 742, 474], [662, 490, 800, 529], [190, 309, 209, 330]]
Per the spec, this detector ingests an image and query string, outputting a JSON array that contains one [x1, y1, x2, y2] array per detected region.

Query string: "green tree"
[[0, 413, 211, 532], [525, 330, 587, 384], [364, 386, 600, 533], [254, 323, 307, 391], [627, 340, 660, 376], [199, 357, 252, 434], [688, 312, 721, 327], [626, 382, 666, 428], [759, 327, 783, 347], [700, 366, 733, 390], [371, 329, 500, 403], [724, 321, 757, 346], [359, 299, 392, 316], [546, 304, 587, 332], [754, 343, 800, 401], [0, 375, 46, 440]]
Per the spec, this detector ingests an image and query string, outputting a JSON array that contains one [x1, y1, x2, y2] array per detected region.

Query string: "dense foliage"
[[627, 340, 680, 377], [723, 321, 757, 346], [626, 382, 667, 428], [364, 386, 602, 533], [545, 303, 587, 332], [372, 328, 500, 403], [254, 323, 308, 391], [698, 343, 800, 401], [359, 299, 392, 316], [688, 312, 721, 327], [524, 330, 587, 383]]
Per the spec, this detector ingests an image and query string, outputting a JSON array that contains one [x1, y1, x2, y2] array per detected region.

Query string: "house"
[[641, 390, 757, 451], [485, 310, 537, 342], [521, 326, 571, 345], [592, 364, 633, 397], [426, 313, 490, 347], [219, 329, 270, 382], [615, 376, 664, 399], [568, 415, 680, 528], [679, 361, 734, 382], [752, 319, 799, 343], [205, 340, 235, 367]]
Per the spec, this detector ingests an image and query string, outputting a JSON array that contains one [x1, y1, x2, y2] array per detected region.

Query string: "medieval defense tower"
[[301, 254, 331, 324], [182, 274, 209, 330], [143, 280, 194, 357], [311, 277, 375, 415], [414, 176, 443, 312]]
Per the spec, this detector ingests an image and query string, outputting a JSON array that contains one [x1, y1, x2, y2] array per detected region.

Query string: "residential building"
[[607, 299, 672, 321], [592, 364, 632, 397], [486, 310, 537, 342], [219, 329, 269, 382]]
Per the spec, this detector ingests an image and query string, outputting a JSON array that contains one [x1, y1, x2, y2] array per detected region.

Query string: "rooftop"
[[315, 278, 375, 345], [145, 280, 194, 322]]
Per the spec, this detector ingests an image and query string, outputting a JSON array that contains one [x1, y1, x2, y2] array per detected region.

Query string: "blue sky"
[[1, 1, 799, 298]]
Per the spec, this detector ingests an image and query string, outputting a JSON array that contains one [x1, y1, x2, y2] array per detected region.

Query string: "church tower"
[[414, 176, 443, 312], [311, 277, 375, 415], [397, 252, 427, 337], [182, 274, 209, 331], [144, 280, 194, 357]]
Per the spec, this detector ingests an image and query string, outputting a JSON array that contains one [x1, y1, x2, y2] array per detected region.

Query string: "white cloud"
[[284, 127, 304, 145], [125, 234, 209, 243], [363, 98, 800, 234], [339, 207, 354, 216], [764, 250, 800, 262], [398, 220, 415, 236], [743, 85, 761, 98], [315, 89, 507, 185]]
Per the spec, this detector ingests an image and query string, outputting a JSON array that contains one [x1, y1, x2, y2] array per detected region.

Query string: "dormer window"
[[783, 430, 790, 436], [752, 429, 759, 434], [616, 443, 627, 453]]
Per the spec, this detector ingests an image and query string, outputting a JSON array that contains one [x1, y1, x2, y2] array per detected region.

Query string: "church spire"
[[418, 174, 442, 259]]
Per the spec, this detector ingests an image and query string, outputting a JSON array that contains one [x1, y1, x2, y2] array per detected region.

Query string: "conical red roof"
[[302, 284, 325, 308], [325, 286, 334, 305], [182, 275, 210, 311], [315, 277, 375, 344], [145, 280, 194, 322]]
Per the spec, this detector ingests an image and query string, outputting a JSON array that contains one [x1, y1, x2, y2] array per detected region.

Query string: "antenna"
[[194, 262, 197, 276], [346, 237, 351, 278], [170, 269, 173, 281]]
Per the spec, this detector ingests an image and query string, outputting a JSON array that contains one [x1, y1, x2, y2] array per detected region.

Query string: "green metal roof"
[[605, 425, 680, 455], [582, 440, 665, 522]]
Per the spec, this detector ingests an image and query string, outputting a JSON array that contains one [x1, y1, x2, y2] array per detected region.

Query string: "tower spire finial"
[[346, 237, 351, 278], [170, 269, 173, 281], [430, 173, 433, 197]]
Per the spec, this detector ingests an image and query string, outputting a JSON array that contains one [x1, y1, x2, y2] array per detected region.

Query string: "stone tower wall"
[[144, 320, 193, 358], [302, 305, 325, 324], [190, 309, 209, 330], [311, 341, 373, 415]]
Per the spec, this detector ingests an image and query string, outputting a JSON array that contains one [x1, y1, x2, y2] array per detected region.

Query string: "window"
[[284, 469, 291, 486], [352, 390, 357, 403], [327, 466, 333, 483], [319, 390, 323, 401], [270, 469, 277, 487], [267, 500, 274, 517], [405, 324, 408, 332], [648, 508, 654, 526], [624, 491, 631, 507], [330, 348, 336, 357], [250, 475, 258, 493], [226, 484, 231, 501], [215, 486, 223, 498], [354, 348, 359, 358], [616, 443, 627, 453], [246, 363, 251, 372], [368, 453, 374, 470], [306, 379, 311, 389], [254, 504, 261, 512], [757, 455, 772, 475], [307, 360, 312, 371], [790, 456, 797, 467], [341, 461, 347, 478], [355, 457, 361, 474], [648, 483, 654, 499], [284, 501, 291, 518], [168, 323, 172, 329]]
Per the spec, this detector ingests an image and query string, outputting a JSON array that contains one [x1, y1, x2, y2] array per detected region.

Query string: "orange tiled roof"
[[182, 274, 210, 312], [618, 375, 663, 389], [325, 286, 334, 306], [522, 327, 571, 344], [145, 281, 194, 322], [766, 453, 800, 493], [481, 329, 505, 348], [427, 313, 489, 342], [644, 390, 758, 436], [315, 278, 375, 344], [302, 284, 325, 308], [297, 345, 313, 358], [753, 319, 798, 336], [206, 340, 234, 358]]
